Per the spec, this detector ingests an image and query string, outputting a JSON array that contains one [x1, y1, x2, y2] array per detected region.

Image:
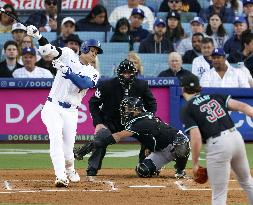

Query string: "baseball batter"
[[180, 74, 253, 205], [26, 25, 103, 188]]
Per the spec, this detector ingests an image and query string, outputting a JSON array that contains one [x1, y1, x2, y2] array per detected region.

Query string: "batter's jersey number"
[[199, 99, 226, 123]]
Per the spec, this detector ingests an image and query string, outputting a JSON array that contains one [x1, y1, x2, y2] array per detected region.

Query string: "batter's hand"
[[95, 124, 107, 134], [26, 25, 42, 40]]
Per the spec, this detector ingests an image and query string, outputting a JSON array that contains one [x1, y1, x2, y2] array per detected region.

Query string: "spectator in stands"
[[26, 0, 57, 32], [205, 13, 229, 48], [224, 16, 248, 55], [247, 11, 253, 30], [192, 37, 215, 78], [177, 17, 205, 55], [183, 32, 204, 64], [127, 51, 144, 76], [199, 0, 235, 23], [17, 35, 41, 65], [0, 4, 17, 33], [12, 47, 53, 78], [0, 40, 22, 77], [1, 22, 27, 61], [158, 51, 193, 81], [76, 4, 111, 32], [165, 11, 186, 50], [36, 55, 56, 76], [139, 18, 174, 53], [159, 0, 201, 13], [51, 17, 76, 47], [109, 0, 154, 31], [210, 0, 243, 15], [110, 18, 131, 43], [129, 8, 150, 42], [243, 0, 253, 17], [64, 33, 82, 54], [200, 48, 250, 87]]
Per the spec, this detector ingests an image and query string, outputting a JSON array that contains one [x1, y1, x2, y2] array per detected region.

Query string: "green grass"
[[0, 143, 252, 169]]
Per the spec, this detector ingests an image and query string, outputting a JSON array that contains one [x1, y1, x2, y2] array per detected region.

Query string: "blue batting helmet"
[[80, 39, 103, 54]]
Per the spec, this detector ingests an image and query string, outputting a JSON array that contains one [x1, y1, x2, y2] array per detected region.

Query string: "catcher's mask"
[[117, 59, 137, 86], [120, 97, 144, 125]]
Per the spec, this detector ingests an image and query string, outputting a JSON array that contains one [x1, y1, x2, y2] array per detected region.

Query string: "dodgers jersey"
[[49, 47, 99, 106]]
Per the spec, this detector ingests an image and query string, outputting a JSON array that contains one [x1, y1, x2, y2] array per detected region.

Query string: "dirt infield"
[[0, 169, 250, 205]]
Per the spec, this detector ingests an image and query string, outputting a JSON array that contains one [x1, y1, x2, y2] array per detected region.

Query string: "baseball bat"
[[0, 7, 27, 26]]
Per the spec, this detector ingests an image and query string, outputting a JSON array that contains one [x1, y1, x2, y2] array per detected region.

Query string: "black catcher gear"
[[120, 97, 144, 125], [117, 59, 137, 86], [135, 159, 157, 178], [173, 131, 190, 158]]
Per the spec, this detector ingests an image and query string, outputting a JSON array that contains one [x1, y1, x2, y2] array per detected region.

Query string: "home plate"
[[129, 185, 166, 188]]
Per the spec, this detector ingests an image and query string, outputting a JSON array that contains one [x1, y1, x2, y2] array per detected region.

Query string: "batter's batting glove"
[[26, 25, 42, 40], [73, 142, 94, 160], [52, 59, 69, 73], [38, 44, 59, 58]]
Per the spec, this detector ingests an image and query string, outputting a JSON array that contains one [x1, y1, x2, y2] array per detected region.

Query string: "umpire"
[[180, 75, 253, 205], [87, 59, 157, 176]]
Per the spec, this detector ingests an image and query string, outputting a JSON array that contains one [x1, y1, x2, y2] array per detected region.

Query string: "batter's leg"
[[231, 133, 253, 204], [41, 103, 67, 180]]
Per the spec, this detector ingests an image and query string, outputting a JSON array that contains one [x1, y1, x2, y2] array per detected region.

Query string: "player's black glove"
[[74, 128, 116, 160]]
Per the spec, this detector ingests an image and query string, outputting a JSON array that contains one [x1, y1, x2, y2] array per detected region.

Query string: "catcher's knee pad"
[[95, 128, 112, 141], [135, 159, 156, 178]]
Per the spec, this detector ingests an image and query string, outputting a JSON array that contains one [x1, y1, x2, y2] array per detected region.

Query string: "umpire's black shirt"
[[89, 77, 157, 132], [180, 94, 234, 143]]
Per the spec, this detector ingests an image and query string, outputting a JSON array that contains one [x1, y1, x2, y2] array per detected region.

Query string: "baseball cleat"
[[55, 178, 69, 188], [175, 169, 186, 179], [66, 170, 80, 182]]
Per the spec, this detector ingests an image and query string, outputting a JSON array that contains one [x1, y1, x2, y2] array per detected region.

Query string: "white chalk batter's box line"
[[0, 178, 118, 194], [175, 179, 243, 191]]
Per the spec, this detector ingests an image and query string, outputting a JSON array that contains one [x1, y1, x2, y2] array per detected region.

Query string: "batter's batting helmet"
[[120, 97, 144, 125], [80, 39, 103, 54], [117, 59, 137, 86]]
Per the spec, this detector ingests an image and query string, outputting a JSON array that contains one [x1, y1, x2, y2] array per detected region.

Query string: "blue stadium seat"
[[182, 23, 191, 34], [101, 42, 130, 54], [75, 31, 106, 42], [106, 31, 114, 42], [138, 54, 168, 76], [180, 12, 197, 23], [197, 0, 211, 9], [156, 12, 167, 21], [0, 33, 12, 44], [182, 64, 192, 72], [223, 23, 234, 37], [42, 32, 57, 42], [133, 42, 140, 52]]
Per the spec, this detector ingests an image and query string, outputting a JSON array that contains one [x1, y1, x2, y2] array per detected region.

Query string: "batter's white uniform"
[[41, 47, 99, 180]]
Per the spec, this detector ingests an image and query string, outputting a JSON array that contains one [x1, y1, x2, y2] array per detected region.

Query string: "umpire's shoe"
[[86, 168, 98, 176], [175, 169, 186, 179], [55, 178, 69, 188]]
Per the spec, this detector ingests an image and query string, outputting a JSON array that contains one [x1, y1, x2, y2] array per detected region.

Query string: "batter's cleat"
[[66, 170, 80, 182], [175, 169, 186, 179], [86, 168, 97, 176], [55, 178, 69, 188]]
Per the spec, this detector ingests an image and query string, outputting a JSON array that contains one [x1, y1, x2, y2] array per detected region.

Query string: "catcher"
[[180, 74, 253, 204], [74, 97, 190, 178]]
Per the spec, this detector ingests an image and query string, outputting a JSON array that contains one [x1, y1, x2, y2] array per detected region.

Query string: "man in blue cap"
[[243, 0, 253, 17], [200, 48, 250, 88], [139, 18, 174, 53], [129, 8, 150, 42], [224, 16, 248, 55]]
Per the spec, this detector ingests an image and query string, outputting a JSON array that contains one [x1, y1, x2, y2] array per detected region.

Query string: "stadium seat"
[[182, 23, 191, 34], [101, 42, 130, 54], [223, 23, 234, 37], [180, 12, 197, 23], [76, 31, 106, 42], [156, 12, 167, 21], [182, 64, 192, 72], [197, 0, 211, 9]]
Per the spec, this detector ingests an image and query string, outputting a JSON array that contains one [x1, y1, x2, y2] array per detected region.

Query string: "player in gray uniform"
[[74, 97, 190, 178], [180, 74, 253, 205]]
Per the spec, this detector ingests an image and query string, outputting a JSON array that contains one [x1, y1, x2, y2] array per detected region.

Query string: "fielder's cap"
[[211, 48, 226, 56], [63, 34, 82, 46], [22, 47, 36, 56], [233, 16, 247, 24], [167, 11, 180, 20], [12, 23, 26, 32], [180, 74, 200, 90], [154, 18, 166, 27], [243, 0, 253, 6], [61, 17, 75, 26], [190, 17, 204, 25], [131, 8, 145, 18]]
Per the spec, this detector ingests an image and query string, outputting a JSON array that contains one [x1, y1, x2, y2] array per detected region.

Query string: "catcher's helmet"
[[80, 39, 103, 54], [120, 97, 144, 125], [117, 59, 137, 86]]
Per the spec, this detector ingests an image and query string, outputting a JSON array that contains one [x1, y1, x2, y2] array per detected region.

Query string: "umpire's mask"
[[120, 97, 144, 125], [117, 59, 137, 86]]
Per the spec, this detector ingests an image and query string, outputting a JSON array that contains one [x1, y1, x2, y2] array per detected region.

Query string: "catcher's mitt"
[[73, 142, 94, 160], [194, 166, 208, 184]]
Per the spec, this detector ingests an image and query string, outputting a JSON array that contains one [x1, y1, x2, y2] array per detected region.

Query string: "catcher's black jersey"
[[180, 94, 234, 143], [125, 113, 177, 151]]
